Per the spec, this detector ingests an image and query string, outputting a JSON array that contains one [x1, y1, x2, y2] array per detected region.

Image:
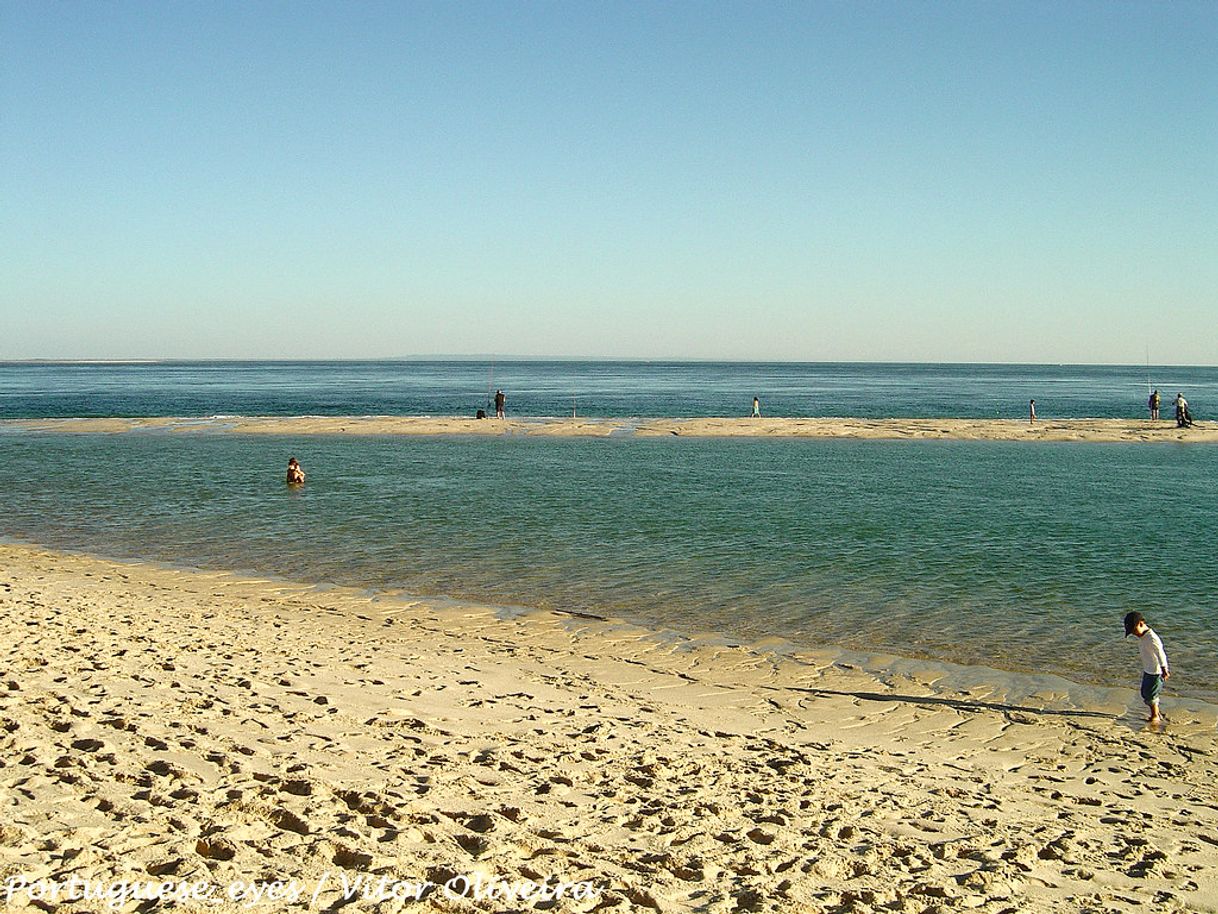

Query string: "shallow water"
[[2, 432, 1214, 702]]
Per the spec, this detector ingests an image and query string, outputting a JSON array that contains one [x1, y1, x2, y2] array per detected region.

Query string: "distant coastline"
[[4, 358, 1218, 367]]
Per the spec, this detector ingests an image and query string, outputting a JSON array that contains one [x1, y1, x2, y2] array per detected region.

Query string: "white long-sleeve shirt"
[[1138, 628, 1170, 675]]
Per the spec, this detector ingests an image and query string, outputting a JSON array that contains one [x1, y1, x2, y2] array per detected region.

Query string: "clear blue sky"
[[2, 1, 1215, 362]]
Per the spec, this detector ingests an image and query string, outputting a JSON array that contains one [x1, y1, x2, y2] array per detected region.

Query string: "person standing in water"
[[286, 457, 305, 485], [1124, 612, 1169, 724]]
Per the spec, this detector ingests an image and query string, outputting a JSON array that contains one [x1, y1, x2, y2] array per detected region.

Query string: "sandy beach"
[[5, 415, 1217, 443], [1, 543, 1216, 913]]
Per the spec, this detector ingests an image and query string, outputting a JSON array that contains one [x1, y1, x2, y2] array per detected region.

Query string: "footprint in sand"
[[195, 837, 236, 861]]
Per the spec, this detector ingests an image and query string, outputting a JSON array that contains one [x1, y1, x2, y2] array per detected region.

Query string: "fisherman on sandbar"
[[1175, 393, 1193, 428]]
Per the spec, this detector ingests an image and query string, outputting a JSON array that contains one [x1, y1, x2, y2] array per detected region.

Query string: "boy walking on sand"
[[1124, 612, 1169, 722]]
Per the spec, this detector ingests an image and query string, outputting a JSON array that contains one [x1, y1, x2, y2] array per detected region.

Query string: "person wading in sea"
[[286, 457, 305, 485], [1124, 612, 1169, 724]]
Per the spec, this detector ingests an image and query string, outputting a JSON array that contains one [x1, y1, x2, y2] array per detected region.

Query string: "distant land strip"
[[4, 416, 1215, 443]]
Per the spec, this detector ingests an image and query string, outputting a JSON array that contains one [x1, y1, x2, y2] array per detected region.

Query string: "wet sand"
[[1, 543, 1216, 912], [5, 415, 1217, 442]]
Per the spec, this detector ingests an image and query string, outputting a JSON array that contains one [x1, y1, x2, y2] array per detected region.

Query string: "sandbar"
[[4, 415, 1216, 442]]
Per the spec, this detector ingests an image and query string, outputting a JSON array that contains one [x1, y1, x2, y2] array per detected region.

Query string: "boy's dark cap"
[[1124, 611, 1145, 637]]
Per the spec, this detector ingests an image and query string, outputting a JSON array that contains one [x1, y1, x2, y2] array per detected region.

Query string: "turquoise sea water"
[[2, 431, 1215, 702]]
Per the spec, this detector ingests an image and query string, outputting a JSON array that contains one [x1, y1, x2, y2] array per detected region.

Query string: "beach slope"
[[1, 544, 1215, 912]]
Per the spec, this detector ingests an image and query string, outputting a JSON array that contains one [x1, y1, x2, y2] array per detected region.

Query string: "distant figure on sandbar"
[[1029, 399, 1036, 423], [495, 389, 506, 419], [1148, 389, 1160, 421], [286, 457, 305, 485], [1175, 393, 1192, 428], [1124, 611, 1169, 724], [752, 396, 761, 418]]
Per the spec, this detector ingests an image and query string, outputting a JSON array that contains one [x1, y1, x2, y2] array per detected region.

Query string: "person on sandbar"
[[286, 457, 306, 485], [1175, 393, 1192, 428]]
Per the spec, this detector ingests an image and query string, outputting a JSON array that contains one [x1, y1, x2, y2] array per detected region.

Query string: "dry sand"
[[5, 415, 1217, 442], [1, 543, 1216, 913]]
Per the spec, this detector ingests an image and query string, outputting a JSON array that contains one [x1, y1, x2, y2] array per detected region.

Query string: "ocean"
[[1, 361, 1215, 703], [2, 359, 1215, 420]]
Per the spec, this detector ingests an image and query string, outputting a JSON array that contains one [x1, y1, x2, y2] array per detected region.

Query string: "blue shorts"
[[1141, 673, 1164, 704]]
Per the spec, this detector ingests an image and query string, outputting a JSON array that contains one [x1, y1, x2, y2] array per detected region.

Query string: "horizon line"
[[2, 356, 1216, 369]]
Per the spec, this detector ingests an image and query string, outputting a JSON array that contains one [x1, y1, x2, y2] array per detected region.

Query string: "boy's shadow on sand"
[[789, 686, 1120, 722]]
